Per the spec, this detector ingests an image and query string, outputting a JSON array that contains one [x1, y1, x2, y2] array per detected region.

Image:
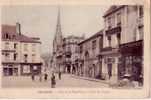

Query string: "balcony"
[[105, 26, 121, 36], [100, 46, 119, 55]]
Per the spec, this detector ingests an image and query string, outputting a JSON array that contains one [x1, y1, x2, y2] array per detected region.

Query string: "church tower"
[[53, 7, 62, 54], [52, 7, 63, 72]]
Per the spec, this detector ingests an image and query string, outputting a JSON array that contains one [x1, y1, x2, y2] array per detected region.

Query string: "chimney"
[[16, 22, 21, 35]]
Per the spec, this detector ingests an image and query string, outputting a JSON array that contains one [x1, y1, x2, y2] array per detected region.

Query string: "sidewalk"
[[71, 74, 109, 85]]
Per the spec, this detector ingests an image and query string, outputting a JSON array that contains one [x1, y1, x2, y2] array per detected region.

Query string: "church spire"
[[56, 6, 62, 37], [53, 6, 63, 53]]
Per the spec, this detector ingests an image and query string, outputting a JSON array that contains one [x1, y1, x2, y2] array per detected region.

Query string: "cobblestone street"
[[2, 74, 108, 88]]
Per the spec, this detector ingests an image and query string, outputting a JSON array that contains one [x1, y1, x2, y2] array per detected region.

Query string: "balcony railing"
[[106, 26, 121, 35]]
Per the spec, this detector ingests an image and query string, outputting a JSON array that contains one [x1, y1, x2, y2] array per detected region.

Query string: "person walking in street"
[[31, 73, 35, 81], [58, 71, 61, 80], [39, 73, 42, 82], [44, 73, 48, 81], [51, 73, 56, 88]]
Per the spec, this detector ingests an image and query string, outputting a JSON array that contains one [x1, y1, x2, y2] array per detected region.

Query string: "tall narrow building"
[[52, 7, 64, 72]]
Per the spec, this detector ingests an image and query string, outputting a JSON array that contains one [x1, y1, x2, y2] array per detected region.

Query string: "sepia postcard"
[[0, 0, 150, 99]]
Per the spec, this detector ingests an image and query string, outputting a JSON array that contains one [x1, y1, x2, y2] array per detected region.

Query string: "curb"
[[71, 75, 109, 85]]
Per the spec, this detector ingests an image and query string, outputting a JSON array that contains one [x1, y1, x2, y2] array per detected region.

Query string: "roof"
[[103, 5, 125, 17], [78, 30, 103, 45], [1, 24, 41, 43]]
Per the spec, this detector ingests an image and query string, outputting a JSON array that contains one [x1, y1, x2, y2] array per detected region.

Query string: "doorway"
[[107, 64, 112, 79]]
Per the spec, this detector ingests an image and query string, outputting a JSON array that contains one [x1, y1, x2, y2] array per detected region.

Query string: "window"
[[117, 12, 121, 26], [139, 6, 143, 18], [32, 44, 36, 52], [32, 54, 36, 62], [107, 17, 112, 29], [79, 45, 83, 53], [14, 53, 17, 61], [5, 42, 9, 49], [117, 33, 121, 45], [5, 53, 10, 60], [14, 43, 17, 49], [92, 40, 96, 50], [138, 26, 144, 40], [24, 44, 28, 51], [24, 54, 28, 62], [107, 36, 111, 47]]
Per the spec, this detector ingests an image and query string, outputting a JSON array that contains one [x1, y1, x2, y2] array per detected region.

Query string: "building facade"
[[78, 30, 103, 78], [101, 5, 143, 83], [1, 23, 42, 76], [62, 35, 84, 74]]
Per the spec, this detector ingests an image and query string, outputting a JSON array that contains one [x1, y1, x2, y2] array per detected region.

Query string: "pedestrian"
[[31, 73, 35, 81], [44, 73, 48, 81], [39, 73, 42, 82], [58, 71, 61, 80], [51, 73, 56, 88]]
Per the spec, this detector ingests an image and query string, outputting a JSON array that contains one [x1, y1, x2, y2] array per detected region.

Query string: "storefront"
[[2, 63, 19, 76], [101, 47, 120, 82], [119, 40, 143, 84], [20, 63, 42, 76]]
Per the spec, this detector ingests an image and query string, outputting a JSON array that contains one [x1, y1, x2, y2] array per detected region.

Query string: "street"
[[2, 74, 108, 88]]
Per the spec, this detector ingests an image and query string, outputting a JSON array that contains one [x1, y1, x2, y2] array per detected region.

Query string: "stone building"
[[52, 9, 84, 73], [101, 5, 143, 83], [1, 23, 42, 76], [62, 35, 84, 74], [78, 30, 103, 78]]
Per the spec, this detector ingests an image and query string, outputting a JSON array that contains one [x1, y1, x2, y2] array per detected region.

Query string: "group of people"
[[31, 71, 62, 88]]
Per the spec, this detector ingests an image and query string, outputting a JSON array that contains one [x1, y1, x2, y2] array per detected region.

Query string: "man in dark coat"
[[51, 73, 56, 88], [44, 73, 48, 81], [58, 71, 61, 80]]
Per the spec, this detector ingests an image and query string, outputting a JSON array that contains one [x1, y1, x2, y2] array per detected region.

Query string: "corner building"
[[101, 5, 143, 83], [1, 23, 42, 76]]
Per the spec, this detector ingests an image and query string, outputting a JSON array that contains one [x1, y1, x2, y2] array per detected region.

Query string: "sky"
[[2, 5, 110, 54]]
